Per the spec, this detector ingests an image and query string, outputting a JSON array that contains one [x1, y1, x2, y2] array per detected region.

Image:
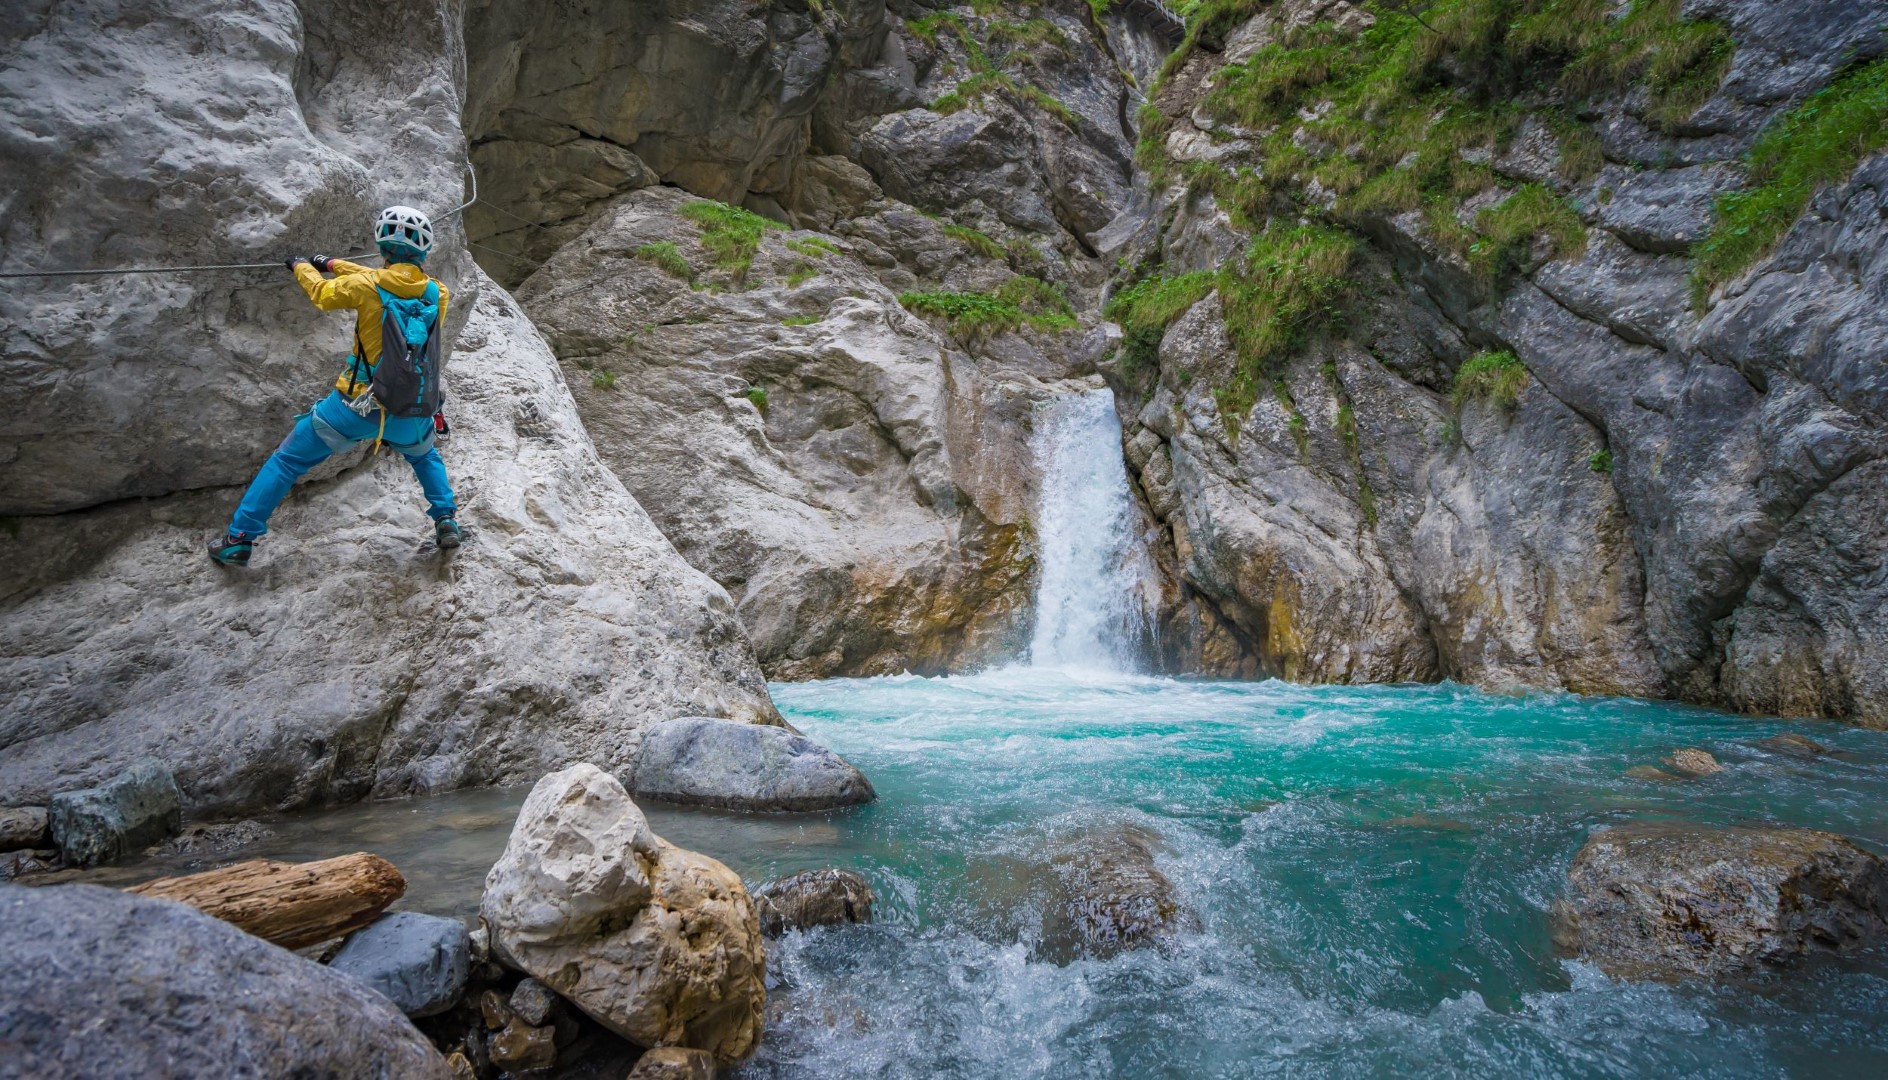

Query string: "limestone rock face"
[[481, 764, 765, 1065], [1105, 0, 1888, 713], [0, 271, 778, 815], [0, 883, 453, 1078], [463, 0, 889, 283], [0, 0, 784, 819], [518, 186, 1088, 678], [0, 0, 474, 516], [628, 717, 875, 813], [1560, 823, 1888, 979]]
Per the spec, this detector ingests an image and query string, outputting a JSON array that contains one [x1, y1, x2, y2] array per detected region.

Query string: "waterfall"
[[1028, 388, 1158, 671]]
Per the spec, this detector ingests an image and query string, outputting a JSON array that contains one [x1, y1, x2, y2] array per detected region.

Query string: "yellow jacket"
[[293, 259, 451, 396]]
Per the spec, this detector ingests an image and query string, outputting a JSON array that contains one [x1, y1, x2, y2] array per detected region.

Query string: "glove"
[[311, 254, 335, 273], [285, 255, 308, 271]]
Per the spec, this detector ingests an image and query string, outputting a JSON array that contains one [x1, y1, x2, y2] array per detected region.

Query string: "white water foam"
[[1026, 388, 1159, 671]]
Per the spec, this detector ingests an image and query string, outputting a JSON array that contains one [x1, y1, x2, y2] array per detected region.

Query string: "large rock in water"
[[755, 867, 876, 936], [480, 764, 765, 1064], [47, 758, 182, 867], [1042, 823, 1195, 960], [0, 884, 453, 1079], [0, 3, 779, 815], [627, 717, 875, 812], [1559, 823, 1888, 979]]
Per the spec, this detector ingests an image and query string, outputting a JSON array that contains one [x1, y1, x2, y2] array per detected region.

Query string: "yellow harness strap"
[[374, 406, 386, 455]]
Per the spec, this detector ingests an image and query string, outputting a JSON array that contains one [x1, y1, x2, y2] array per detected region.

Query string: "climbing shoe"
[[208, 532, 254, 567], [434, 517, 462, 551]]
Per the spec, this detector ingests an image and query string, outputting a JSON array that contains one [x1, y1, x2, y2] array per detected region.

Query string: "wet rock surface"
[[0, 883, 453, 1078], [1560, 823, 1888, 979], [755, 867, 876, 936], [627, 717, 875, 813], [48, 759, 182, 868], [480, 764, 765, 1064], [628, 1046, 719, 1080], [1043, 823, 1195, 960], [329, 911, 473, 1019]]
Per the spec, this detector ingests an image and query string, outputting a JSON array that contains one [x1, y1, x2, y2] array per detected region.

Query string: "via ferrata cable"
[[0, 162, 478, 281]]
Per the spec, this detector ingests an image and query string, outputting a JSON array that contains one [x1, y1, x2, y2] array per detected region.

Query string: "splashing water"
[[67, 675, 1888, 1077], [1027, 389, 1157, 671]]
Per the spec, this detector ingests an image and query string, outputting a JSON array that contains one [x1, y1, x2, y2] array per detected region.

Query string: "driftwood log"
[[127, 852, 405, 949]]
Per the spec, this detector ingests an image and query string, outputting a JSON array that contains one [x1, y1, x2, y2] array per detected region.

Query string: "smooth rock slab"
[[1560, 823, 1888, 979], [754, 868, 875, 937], [327, 911, 471, 1018], [0, 806, 48, 851], [627, 717, 875, 812], [0, 884, 452, 1078], [481, 764, 765, 1064], [48, 759, 181, 867]]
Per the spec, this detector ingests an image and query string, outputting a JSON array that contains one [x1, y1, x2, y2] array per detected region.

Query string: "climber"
[[208, 206, 460, 566]]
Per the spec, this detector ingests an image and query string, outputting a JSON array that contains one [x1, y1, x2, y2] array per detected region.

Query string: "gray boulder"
[[754, 868, 875, 936], [327, 911, 472, 1019], [48, 759, 181, 868], [0, 884, 452, 1079], [0, 806, 47, 852], [627, 717, 875, 812], [1559, 823, 1888, 979]]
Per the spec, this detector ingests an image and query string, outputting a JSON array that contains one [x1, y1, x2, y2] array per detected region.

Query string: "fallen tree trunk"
[[127, 852, 405, 950]]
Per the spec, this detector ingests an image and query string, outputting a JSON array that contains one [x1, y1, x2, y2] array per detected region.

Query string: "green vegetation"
[[1692, 57, 1888, 303], [782, 314, 822, 326], [899, 275, 1077, 341], [786, 236, 841, 259], [1137, 0, 1735, 293], [633, 241, 693, 282], [679, 200, 785, 281], [1588, 448, 1614, 473], [1104, 271, 1216, 379], [743, 386, 770, 410], [1450, 349, 1528, 410], [785, 261, 820, 287], [911, 8, 1079, 129], [943, 223, 1006, 259], [591, 369, 618, 390], [988, 18, 1071, 56], [1213, 225, 1355, 428]]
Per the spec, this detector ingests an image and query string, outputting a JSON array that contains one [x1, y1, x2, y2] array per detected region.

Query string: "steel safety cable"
[[0, 162, 478, 281]]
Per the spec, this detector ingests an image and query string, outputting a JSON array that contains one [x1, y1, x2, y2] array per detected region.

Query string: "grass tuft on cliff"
[[900, 276, 1077, 341], [1105, 271, 1217, 380], [943, 223, 1007, 259], [1450, 349, 1529, 410], [680, 200, 786, 281], [634, 241, 694, 283], [1214, 225, 1356, 431], [1691, 56, 1888, 305]]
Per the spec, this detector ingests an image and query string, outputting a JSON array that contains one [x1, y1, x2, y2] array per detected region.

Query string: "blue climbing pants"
[[229, 390, 455, 538]]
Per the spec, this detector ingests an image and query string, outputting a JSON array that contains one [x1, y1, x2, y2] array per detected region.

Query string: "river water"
[[65, 391, 1888, 1076]]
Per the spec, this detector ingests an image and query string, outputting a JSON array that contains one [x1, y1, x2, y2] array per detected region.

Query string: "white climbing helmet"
[[373, 205, 434, 256]]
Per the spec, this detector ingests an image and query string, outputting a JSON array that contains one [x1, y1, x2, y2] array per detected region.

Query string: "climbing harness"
[[0, 163, 477, 280]]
